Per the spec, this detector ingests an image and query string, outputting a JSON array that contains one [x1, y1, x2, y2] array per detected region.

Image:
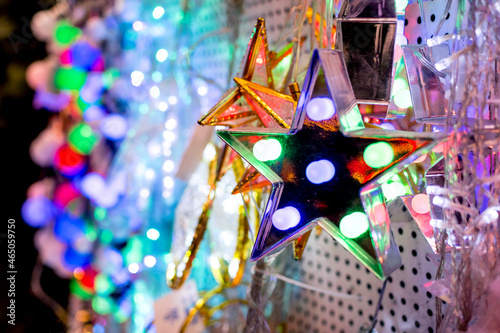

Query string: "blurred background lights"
[[152, 6, 165, 19], [132, 21, 144, 31], [21, 196, 54, 227], [363, 142, 394, 169], [146, 228, 160, 240], [100, 114, 127, 140], [202, 143, 216, 162], [143, 255, 156, 268], [152, 71, 163, 82], [81, 172, 106, 199], [197, 86, 208, 96], [158, 102, 168, 111], [139, 188, 150, 198], [163, 176, 174, 189], [168, 96, 177, 105], [145, 168, 155, 180], [149, 86, 160, 98], [163, 160, 175, 172], [412, 193, 431, 214], [306, 159, 335, 184], [272, 206, 301, 230], [83, 105, 106, 122], [253, 138, 282, 162], [130, 71, 144, 87], [156, 49, 168, 62], [128, 263, 139, 274], [165, 118, 177, 130], [306, 97, 336, 121], [339, 212, 369, 239]]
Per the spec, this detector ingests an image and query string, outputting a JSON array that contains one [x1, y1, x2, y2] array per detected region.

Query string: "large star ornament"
[[217, 49, 443, 278]]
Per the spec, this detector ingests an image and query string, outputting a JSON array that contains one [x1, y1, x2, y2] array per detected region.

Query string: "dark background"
[[0, 0, 68, 331]]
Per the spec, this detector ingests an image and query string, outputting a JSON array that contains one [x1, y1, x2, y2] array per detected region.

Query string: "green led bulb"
[[54, 68, 87, 91], [339, 212, 369, 239], [68, 123, 98, 155], [363, 142, 394, 169], [54, 20, 81, 47]]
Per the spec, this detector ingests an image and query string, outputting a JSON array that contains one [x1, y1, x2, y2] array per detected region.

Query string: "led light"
[[197, 86, 208, 96], [306, 159, 335, 184], [412, 193, 431, 214], [163, 160, 175, 172], [156, 49, 168, 62], [100, 114, 127, 141], [394, 88, 412, 108], [139, 189, 150, 198], [380, 122, 396, 130], [145, 169, 155, 179], [393, 78, 408, 94], [131, 71, 144, 87], [150, 86, 160, 98], [152, 6, 165, 19], [54, 20, 81, 47], [382, 180, 407, 201], [143, 255, 156, 268], [163, 176, 174, 189], [158, 102, 168, 111], [146, 228, 160, 240], [363, 142, 394, 169], [83, 105, 106, 122], [92, 296, 112, 315], [132, 21, 144, 31], [68, 123, 98, 155], [81, 173, 106, 199], [202, 144, 216, 162], [128, 263, 139, 274], [168, 96, 177, 105], [306, 97, 336, 121], [165, 118, 177, 130], [253, 138, 282, 162], [272, 206, 301, 230], [396, 0, 409, 12], [21, 196, 54, 227], [339, 212, 369, 239], [152, 71, 163, 82], [413, 154, 427, 164], [163, 131, 176, 142], [54, 68, 87, 91]]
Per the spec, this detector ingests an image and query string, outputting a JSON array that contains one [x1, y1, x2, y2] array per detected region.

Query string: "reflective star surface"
[[218, 49, 443, 279]]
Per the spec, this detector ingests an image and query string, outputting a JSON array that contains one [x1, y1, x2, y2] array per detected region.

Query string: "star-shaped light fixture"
[[198, 18, 296, 129], [218, 49, 443, 278]]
